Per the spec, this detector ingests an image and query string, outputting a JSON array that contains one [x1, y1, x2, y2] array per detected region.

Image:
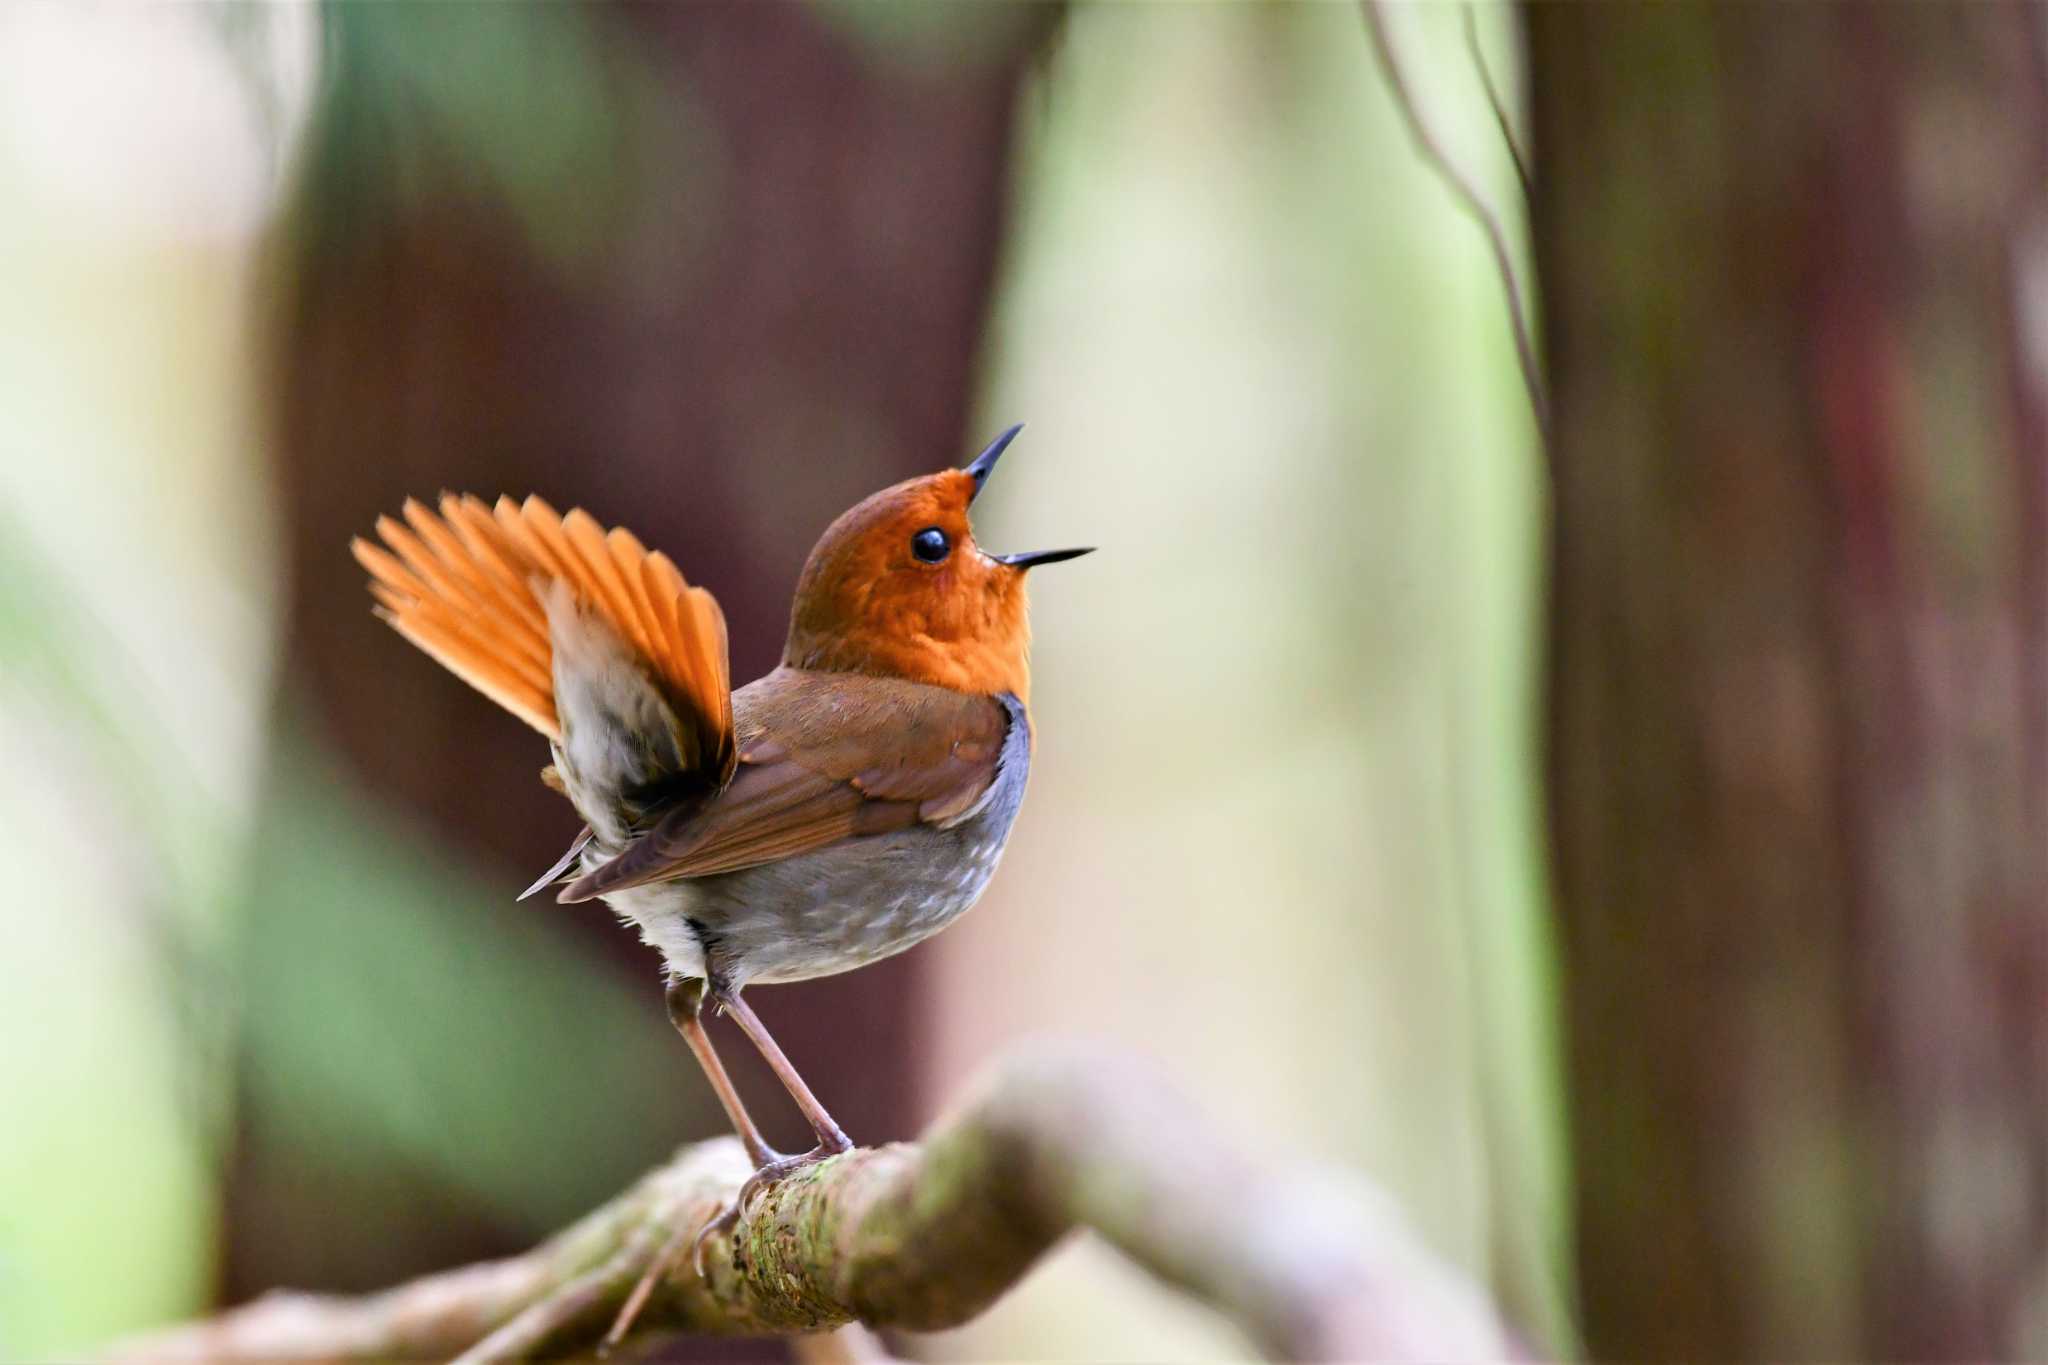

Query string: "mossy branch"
[[112, 1045, 1525, 1362]]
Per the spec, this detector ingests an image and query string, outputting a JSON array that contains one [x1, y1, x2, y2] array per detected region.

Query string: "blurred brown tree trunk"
[[1532, 4, 2048, 1359]]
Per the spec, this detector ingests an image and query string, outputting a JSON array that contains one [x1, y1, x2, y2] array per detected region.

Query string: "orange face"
[[781, 433, 1091, 700]]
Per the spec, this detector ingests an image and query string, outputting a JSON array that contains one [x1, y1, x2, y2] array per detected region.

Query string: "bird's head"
[[781, 426, 1092, 701]]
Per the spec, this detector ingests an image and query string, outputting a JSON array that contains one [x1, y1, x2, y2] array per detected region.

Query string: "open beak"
[[963, 425, 1095, 569], [992, 546, 1095, 569], [964, 423, 1024, 501]]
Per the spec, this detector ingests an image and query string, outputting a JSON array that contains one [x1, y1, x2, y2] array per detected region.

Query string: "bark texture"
[[115, 1048, 1521, 1363], [1531, 4, 2048, 1358]]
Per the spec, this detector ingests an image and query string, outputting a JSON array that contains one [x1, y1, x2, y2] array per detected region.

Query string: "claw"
[[609, 1141, 849, 1348], [689, 1143, 845, 1276], [690, 1199, 742, 1277]]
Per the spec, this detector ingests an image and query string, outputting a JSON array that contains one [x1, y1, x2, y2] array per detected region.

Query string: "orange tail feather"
[[352, 495, 733, 776]]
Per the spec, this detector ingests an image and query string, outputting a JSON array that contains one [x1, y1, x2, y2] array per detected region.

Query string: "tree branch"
[[112, 1046, 1526, 1362], [1461, 4, 1533, 207], [1360, 0, 1550, 442]]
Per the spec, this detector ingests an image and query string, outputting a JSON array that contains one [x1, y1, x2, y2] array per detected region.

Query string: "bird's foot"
[[607, 1137, 857, 1350], [689, 1141, 848, 1276], [601, 1143, 819, 1355]]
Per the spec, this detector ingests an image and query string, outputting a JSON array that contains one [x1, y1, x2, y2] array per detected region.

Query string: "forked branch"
[[1361, 0, 1549, 441], [112, 1046, 1524, 1362]]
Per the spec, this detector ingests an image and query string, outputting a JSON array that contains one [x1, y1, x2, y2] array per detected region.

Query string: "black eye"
[[911, 527, 950, 563]]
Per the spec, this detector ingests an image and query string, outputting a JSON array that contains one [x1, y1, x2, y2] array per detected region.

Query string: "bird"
[[350, 425, 1090, 1225]]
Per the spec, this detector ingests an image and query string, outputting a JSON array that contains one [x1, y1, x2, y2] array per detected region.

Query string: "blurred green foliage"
[[0, 527, 228, 1356], [295, 3, 698, 279], [230, 737, 699, 1284]]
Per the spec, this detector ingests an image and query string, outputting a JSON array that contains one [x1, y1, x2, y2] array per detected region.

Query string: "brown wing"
[[557, 668, 1009, 901], [352, 495, 733, 776]]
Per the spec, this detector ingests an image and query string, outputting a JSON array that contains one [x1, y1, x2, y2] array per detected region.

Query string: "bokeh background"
[[7, 2, 2042, 1363], [0, 4, 1550, 1358]]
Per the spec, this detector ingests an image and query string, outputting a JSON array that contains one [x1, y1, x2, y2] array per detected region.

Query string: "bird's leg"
[[717, 988, 854, 1158], [605, 978, 784, 1323], [658, 984, 858, 1285], [681, 986, 858, 1248], [665, 976, 781, 1167]]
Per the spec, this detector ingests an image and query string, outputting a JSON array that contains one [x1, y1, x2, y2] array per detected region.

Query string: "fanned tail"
[[352, 494, 735, 778]]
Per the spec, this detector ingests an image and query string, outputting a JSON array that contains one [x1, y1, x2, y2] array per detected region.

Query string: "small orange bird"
[[352, 426, 1089, 1209]]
